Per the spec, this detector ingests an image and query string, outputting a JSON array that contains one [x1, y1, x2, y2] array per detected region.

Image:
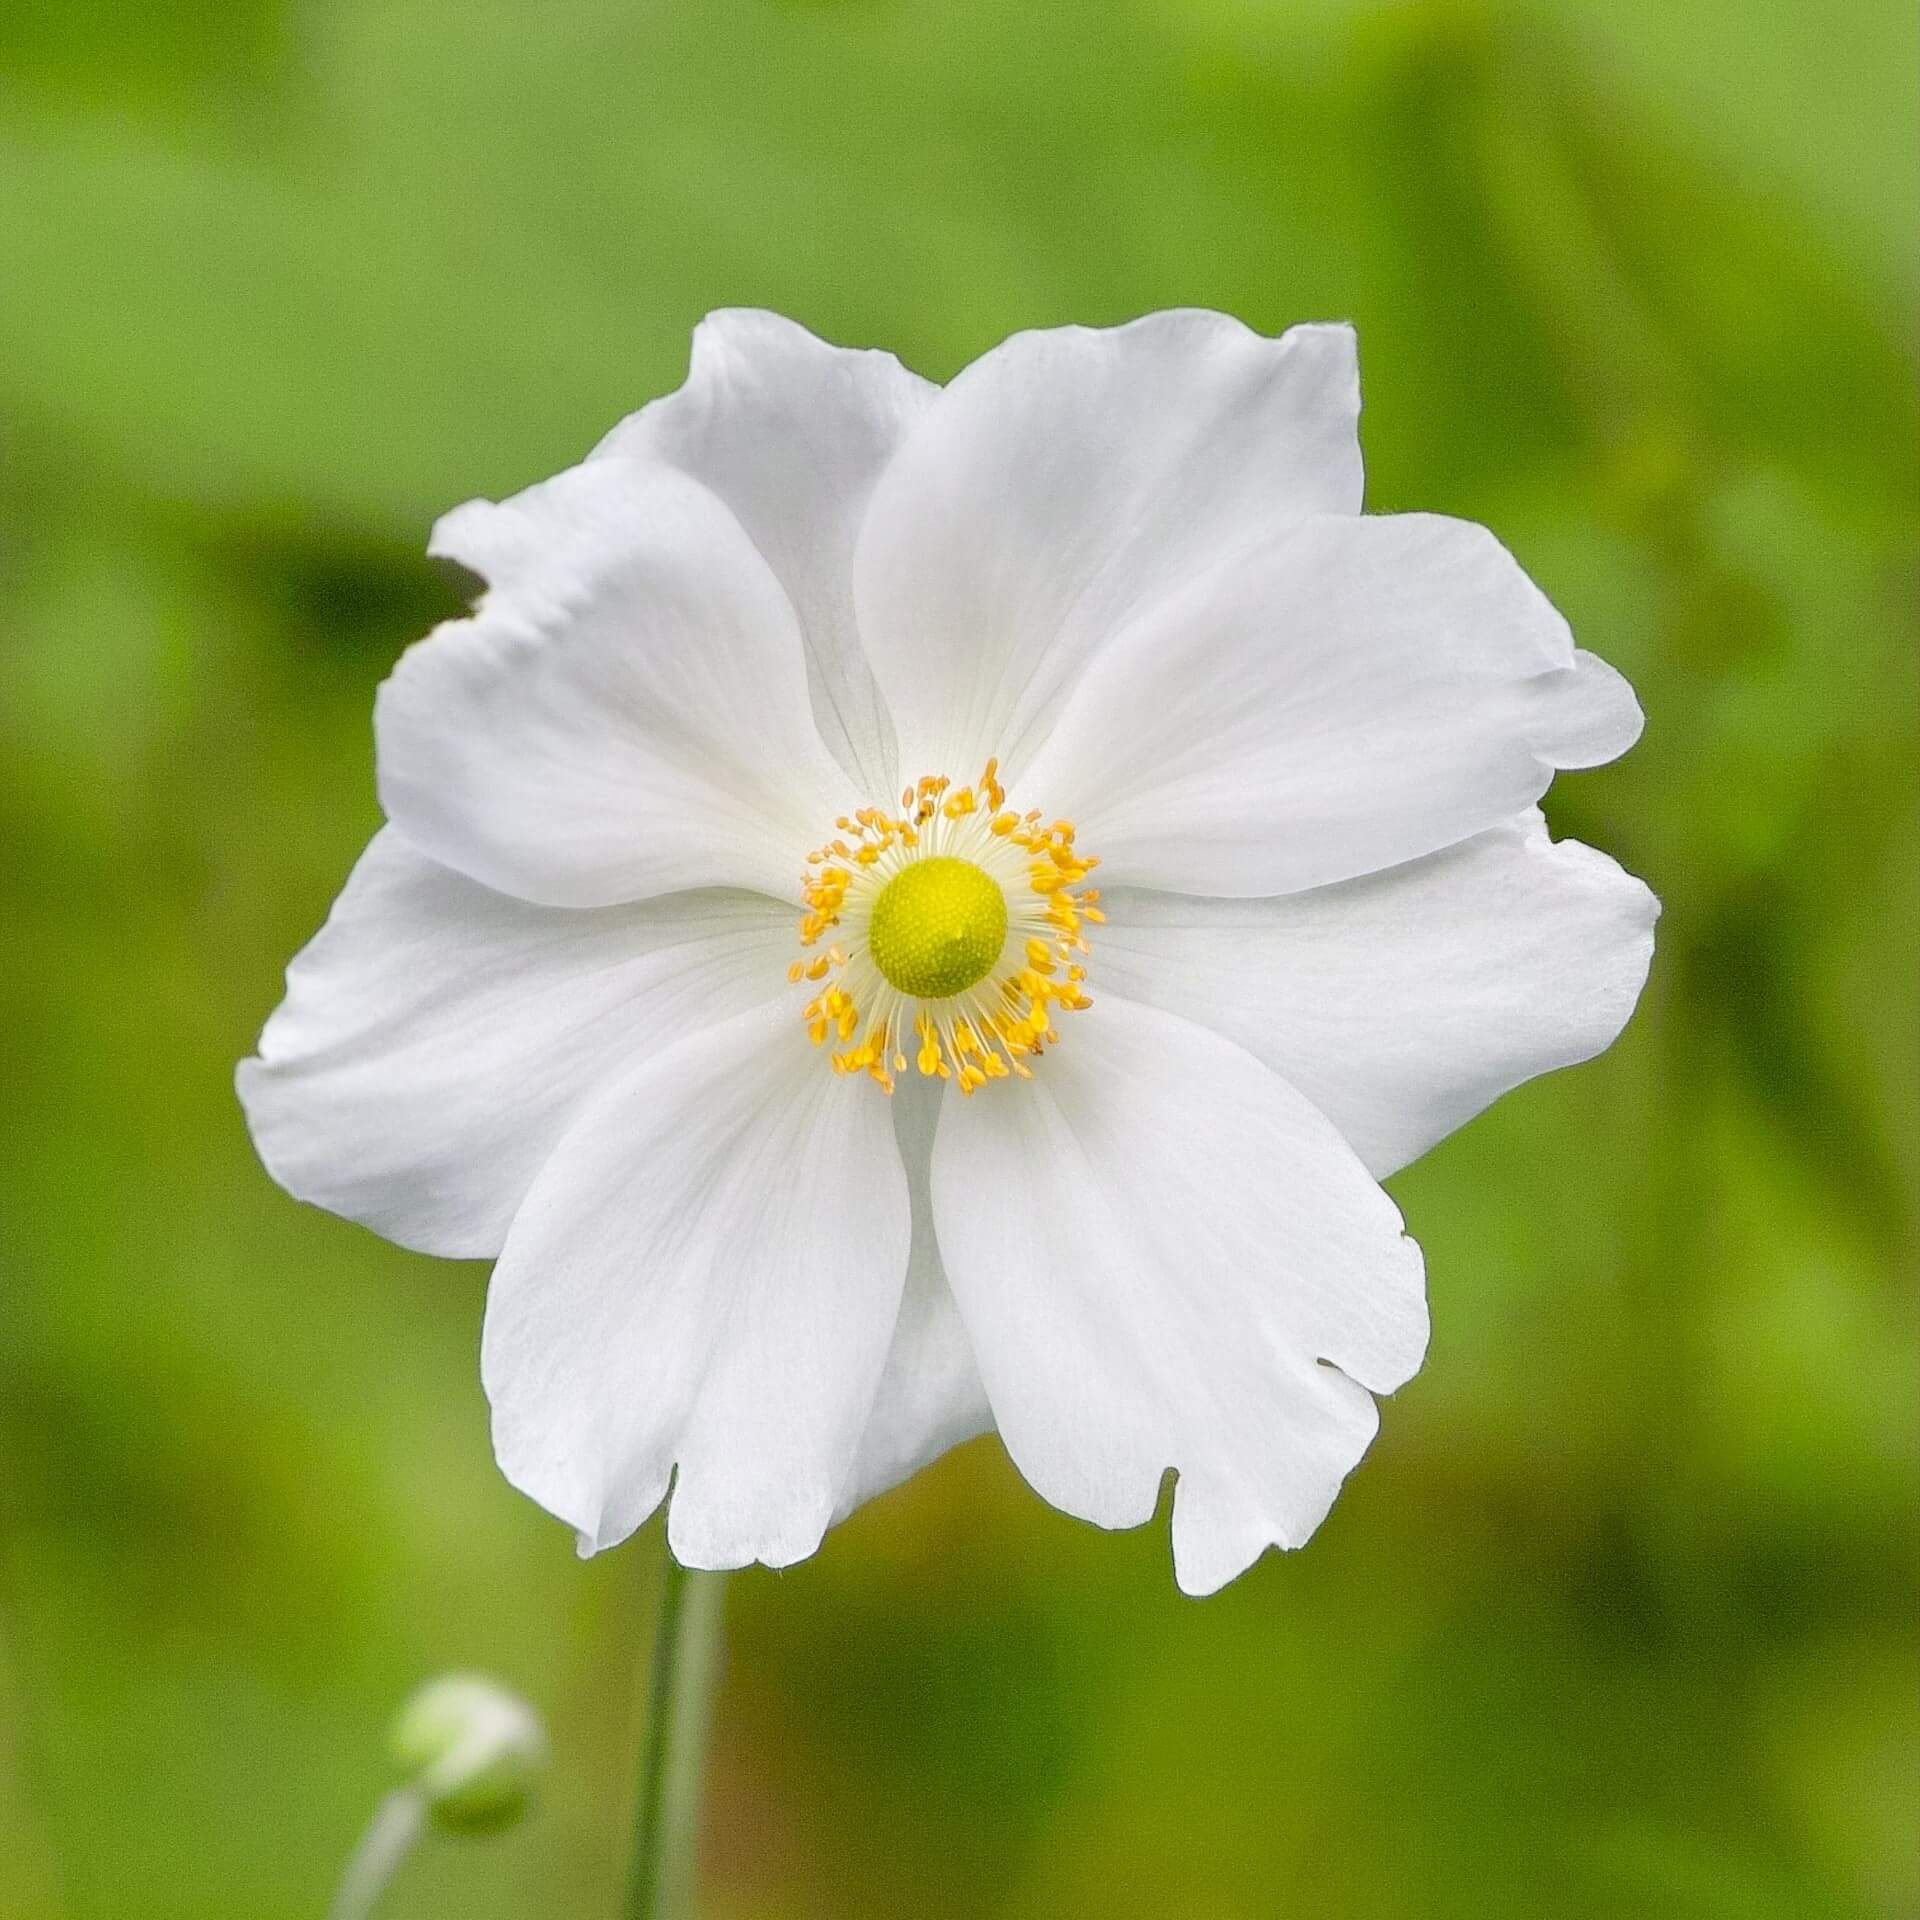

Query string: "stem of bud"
[[327, 1789, 427, 1920]]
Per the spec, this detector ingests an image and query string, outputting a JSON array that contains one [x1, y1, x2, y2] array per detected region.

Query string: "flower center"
[[867, 856, 1007, 998], [792, 759, 1102, 1095]]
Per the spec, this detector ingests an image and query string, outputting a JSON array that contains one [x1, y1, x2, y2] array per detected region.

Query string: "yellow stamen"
[[795, 757, 1099, 1094]]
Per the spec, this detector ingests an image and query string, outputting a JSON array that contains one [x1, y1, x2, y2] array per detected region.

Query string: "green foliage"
[[1, 1, 1913, 1915]]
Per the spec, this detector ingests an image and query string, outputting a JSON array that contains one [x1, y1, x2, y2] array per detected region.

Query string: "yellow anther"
[[793, 761, 1098, 1096]]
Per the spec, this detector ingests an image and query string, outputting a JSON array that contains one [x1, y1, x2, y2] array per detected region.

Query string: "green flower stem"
[[625, 1553, 729, 1920], [327, 1788, 427, 1920]]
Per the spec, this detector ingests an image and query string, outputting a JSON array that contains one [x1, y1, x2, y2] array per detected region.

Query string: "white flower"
[[239, 310, 1656, 1595]]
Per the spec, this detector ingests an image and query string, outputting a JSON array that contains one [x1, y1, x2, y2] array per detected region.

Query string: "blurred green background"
[[2, 0, 1915, 1914]]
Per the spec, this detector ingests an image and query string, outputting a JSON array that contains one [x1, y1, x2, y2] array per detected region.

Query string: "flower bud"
[[388, 1673, 547, 1834]]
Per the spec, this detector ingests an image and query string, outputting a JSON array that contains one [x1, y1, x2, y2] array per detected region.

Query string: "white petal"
[[931, 997, 1427, 1596], [852, 313, 1362, 783], [379, 459, 849, 908], [237, 830, 797, 1257], [1543, 649, 1647, 768], [1095, 813, 1659, 1179], [1022, 513, 1645, 895], [596, 309, 936, 797], [835, 1071, 992, 1521], [482, 1005, 911, 1568]]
